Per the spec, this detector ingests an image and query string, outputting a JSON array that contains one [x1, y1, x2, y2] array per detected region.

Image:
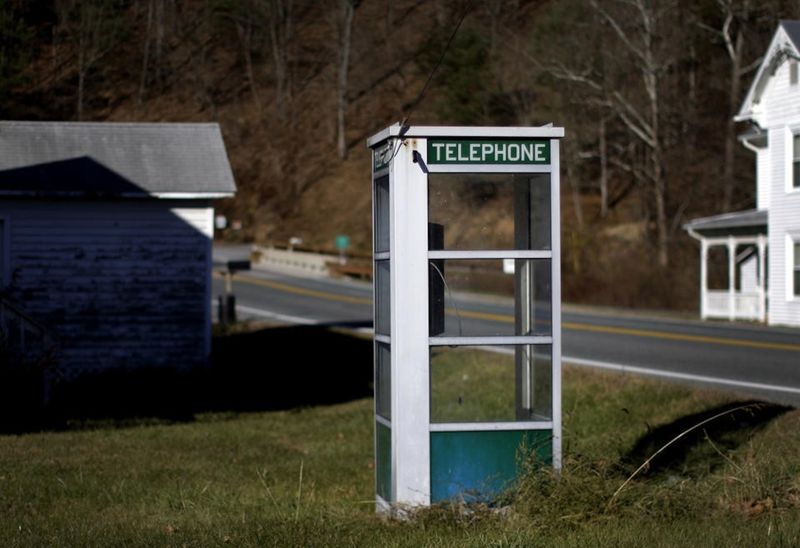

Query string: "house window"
[[794, 241, 800, 297], [792, 61, 799, 85], [794, 135, 800, 189]]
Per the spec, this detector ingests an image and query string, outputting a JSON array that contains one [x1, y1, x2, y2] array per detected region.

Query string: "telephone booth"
[[368, 125, 563, 511]]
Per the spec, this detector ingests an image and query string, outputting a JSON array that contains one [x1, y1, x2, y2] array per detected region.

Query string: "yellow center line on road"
[[228, 273, 800, 353], [562, 322, 800, 353]]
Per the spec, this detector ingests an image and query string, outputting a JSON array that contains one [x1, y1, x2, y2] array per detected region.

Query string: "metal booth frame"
[[368, 124, 564, 511]]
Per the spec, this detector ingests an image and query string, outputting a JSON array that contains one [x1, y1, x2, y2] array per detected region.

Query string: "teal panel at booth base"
[[376, 422, 391, 501], [430, 429, 552, 503]]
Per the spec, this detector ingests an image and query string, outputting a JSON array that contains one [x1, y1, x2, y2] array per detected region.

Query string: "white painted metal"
[[369, 124, 563, 509], [428, 250, 552, 260], [550, 138, 563, 471], [429, 336, 553, 346], [375, 495, 391, 514], [430, 421, 554, 432], [389, 138, 431, 507], [371, 147, 381, 508], [428, 165, 554, 174], [366, 124, 565, 146]]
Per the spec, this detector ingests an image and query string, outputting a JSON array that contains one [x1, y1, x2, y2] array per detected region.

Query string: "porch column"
[[700, 239, 708, 319], [727, 237, 735, 321], [758, 234, 767, 323]]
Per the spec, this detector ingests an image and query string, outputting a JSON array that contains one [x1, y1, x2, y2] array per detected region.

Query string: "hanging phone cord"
[[428, 261, 463, 339]]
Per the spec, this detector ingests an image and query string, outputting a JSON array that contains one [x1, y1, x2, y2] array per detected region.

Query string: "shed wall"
[[1, 198, 214, 377]]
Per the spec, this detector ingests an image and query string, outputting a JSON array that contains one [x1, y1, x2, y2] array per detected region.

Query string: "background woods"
[[1, 0, 797, 310]]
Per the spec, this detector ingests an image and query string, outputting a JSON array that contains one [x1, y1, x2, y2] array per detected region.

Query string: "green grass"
[[430, 346, 517, 422], [2, 366, 800, 546]]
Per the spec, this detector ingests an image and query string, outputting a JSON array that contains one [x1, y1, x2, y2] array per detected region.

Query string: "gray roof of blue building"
[[0, 121, 236, 197]]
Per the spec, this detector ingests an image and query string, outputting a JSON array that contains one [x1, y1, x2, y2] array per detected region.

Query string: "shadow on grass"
[[0, 325, 373, 433], [621, 400, 792, 477]]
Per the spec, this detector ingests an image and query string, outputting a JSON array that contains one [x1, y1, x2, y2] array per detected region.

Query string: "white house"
[[0, 121, 236, 379], [685, 20, 800, 327]]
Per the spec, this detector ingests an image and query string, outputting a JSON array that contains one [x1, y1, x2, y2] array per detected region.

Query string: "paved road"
[[212, 257, 800, 406]]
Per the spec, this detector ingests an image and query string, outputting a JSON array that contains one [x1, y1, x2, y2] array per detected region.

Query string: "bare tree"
[[543, 0, 678, 267], [56, 0, 124, 120], [268, 0, 294, 119], [336, 0, 359, 160], [139, 0, 174, 104], [598, 116, 609, 218], [700, 0, 763, 211]]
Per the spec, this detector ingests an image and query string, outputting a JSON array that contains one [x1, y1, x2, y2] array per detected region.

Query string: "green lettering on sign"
[[374, 141, 393, 172], [427, 139, 550, 165]]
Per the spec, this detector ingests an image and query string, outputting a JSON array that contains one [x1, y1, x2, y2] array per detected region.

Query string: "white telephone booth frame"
[[368, 124, 564, 511]]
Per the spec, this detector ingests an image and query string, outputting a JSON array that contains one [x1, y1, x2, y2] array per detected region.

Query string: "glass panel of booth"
[[374, 175, 390, 252], [428, 173, 550, 251], [375, 342, 391, 420], [374, 260, 390, 336], [425, 169, 555, 425], [429, 345, 552, 422], [428, 258, 551, 337]]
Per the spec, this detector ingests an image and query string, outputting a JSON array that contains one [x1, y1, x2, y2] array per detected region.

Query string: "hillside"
[[2, 0, 796, 309]]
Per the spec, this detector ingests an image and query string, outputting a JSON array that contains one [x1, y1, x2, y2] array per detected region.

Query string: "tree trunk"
[[154, 0, 164, 86], [269, 0, 293, 121], [236, 17, 261, 112], [599, 117, 608, 217], [337, 0, 356, 160], [138, 0, 154, 104], [722, 28, 744, 212], [77, 41, 84, 120]]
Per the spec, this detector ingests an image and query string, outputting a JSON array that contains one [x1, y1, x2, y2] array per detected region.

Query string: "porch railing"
[[703, 290, 761, 321]]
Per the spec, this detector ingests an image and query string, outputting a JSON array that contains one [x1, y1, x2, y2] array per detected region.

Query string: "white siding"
[[746, 50, 800, 327], [731, 25, 800, 326], [756, 148, 771, 210], [764, 128, 800, 327], [740, 254, 758, 292], [0, 198, 214, 377], [759, 56, 800, 129]]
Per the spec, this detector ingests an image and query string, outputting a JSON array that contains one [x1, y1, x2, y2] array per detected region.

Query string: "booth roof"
[[366, 124, 565, 148]]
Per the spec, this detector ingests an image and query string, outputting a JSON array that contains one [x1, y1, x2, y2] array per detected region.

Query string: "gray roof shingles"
[[0, 121, 236, 197]]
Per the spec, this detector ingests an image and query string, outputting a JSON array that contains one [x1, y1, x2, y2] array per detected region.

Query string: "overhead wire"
[[385, 2, 473, 164]]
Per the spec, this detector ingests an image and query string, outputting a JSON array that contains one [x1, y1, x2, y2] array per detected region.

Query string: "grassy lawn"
[[2, 363, 800, 546]]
